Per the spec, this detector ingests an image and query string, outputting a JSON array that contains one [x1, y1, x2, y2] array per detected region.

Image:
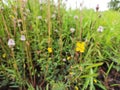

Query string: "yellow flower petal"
[[24, 64, 26, 68], [69, 72, 74, 75], [13, 63, 18, 70], [48, 47, 53, 53], [2, 53, 6, 58], [75, 86, 79, 90], [76, 47, 80, 52], [81, 42, 85, 46], [67, 56, 71, 60], [94, 79, 97, 83], [76, 42, 85, 53], [76, 42, 81, 47]]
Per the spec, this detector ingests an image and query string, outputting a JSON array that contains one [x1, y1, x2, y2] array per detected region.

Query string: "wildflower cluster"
[[1, 0, 118, 89], [75, 42, 85, 53], [8, 35, 26, 48]]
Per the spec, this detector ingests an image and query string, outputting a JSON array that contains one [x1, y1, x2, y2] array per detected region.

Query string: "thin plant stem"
[[1, 12, 10, 38], [19, 0, 36, 86], [58, 0, 63, 56], [11, 48, 21, 82], [47, 0, 51, 46]]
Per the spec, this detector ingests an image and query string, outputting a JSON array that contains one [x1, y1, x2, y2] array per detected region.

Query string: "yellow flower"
[[48, 47, 52, 53], [75, 42, 85, 53], [24, 64, 26, 68], [75, 86, 79, 90], [9, 15, 15, 19], [75, 47, 80, 52], [67, 56, 71, 60], [13, 63, 17, 70], [79, 66, 83, 71], [2, 53, 6, 58], [48, 58, 52, 60], [69, 72, 74, 75], [94, 79, 97, 83]]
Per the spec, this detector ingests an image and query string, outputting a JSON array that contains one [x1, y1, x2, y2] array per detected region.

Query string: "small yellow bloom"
[[75, 42, 85, 53], [76, 42, 81, 47], [75, 47, 80, 52], [67, 56, 71, 60], [48, 47, 53, 53], [94, 79, 97, 83], [69, 72, 74, 75], [24, 64, 26, 68], [2, 53, 6, 58], [9, 15, 15, 20], [13, 63, 17, 70], [48, 58, 52, 60], [79, 66, 83, 71], [75, 86, 79, 90]]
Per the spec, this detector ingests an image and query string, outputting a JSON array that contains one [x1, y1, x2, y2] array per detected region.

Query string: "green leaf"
[[80, 73, 98, 79], [85, 62, 103, 70]]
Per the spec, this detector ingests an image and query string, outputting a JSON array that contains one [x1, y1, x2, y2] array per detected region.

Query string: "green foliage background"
[[0, 0, 120, 90]]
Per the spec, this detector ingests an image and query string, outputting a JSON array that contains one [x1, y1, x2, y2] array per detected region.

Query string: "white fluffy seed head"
[[70, 28, 75, 33], [63, 58, 66, 62], [37, 16, 42, 20]]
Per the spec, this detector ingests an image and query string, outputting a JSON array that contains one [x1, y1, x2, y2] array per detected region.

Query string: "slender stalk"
[[80, 12, 83, 41], [19, 0, 35, 86], [19, 0, 27, 35], [25, 41, 36, 86], [0, 39, 6, 53], [58, 0, 63, 56], [79, 4, 83, 62], [1, 12, 10, 38], [11, 48, 21, 82], [12, 6, 17, 36], [44, 0, 51, 81], [25, 42, 33, 84], [47, 0, 51, 45]]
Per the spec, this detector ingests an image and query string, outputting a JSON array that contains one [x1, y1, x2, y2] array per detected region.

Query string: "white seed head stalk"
[[70, 28, 75, 33]]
